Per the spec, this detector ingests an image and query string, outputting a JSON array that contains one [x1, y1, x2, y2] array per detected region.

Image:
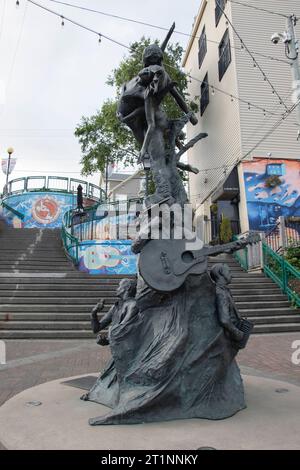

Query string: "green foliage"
[[219, 216, 232, 244], [75, 37, 198, 176], [284, 244, 300, 271], [265, 175, 282, 188]]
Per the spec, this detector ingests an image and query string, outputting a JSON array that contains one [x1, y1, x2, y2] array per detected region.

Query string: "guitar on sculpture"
[[139, 232, 260, 292]]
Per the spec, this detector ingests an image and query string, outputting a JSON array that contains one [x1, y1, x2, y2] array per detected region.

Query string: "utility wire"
[[215, 0, 289, 111], [46, 0, 291, 66], [24, 0, 286, 118], [227, 0, 289, 19], [27, 0, 131, 50], [190, 99, 300, 202], [0, 1, 28, 119]]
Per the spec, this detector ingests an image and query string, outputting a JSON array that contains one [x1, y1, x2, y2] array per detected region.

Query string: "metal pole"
[[105, 157, 109, 200], [287, 16, 300, 134], [6, 152, 11, 187]]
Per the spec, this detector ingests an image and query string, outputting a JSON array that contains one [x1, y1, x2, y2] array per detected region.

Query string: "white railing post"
[[279, 216, 287, 249]]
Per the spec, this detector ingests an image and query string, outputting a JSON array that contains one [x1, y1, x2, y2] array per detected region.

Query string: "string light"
[[26, 0, 288, 119], [230, 95, 234, 102], [16, 0, 20, 7], [248, 103, 251, 111], [211, 87, 215, 96], [61, 15, 65, 27]]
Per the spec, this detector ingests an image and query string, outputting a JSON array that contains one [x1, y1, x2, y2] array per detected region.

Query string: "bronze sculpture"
[[82, 24, 256, 425]]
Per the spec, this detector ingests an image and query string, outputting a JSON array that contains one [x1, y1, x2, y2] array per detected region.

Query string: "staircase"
[[0, 227, 299, 338]]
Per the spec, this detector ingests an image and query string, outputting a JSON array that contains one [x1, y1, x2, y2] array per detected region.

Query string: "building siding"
[[231, 0, 300, 160], [184, 0, 243, 210], [184, 0, 300, 219]]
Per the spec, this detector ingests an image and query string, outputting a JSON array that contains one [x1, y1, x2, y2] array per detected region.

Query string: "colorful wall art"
[[1, 192, 92, 229], [77, 240, 137, 275], [242, 158, 300, 231]]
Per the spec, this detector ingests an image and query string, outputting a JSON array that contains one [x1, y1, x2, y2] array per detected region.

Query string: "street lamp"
[[6, 147, 14, 188]]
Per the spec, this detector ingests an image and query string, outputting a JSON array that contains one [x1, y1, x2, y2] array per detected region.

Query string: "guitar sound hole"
[[181, 251, 194, 263]]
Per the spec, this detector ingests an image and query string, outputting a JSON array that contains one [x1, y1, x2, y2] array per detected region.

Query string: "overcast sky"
[[0, 0, 200, 190]]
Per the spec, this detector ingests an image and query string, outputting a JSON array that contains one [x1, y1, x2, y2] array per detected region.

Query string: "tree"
[[75, 38, 198, 176]]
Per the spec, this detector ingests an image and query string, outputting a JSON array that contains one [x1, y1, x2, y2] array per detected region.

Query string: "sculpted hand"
[[189, 113, 198, 125]]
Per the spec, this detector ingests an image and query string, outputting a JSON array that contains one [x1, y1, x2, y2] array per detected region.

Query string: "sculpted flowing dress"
[[86, 273, 245, 425]]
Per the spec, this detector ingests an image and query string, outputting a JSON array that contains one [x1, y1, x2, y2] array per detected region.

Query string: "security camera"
[[271, 33, 282, 45]]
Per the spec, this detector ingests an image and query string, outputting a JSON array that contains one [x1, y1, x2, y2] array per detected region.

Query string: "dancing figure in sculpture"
[[117, 23, 205, 206]]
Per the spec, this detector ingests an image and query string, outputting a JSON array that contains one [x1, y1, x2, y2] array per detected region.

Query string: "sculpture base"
[[0, 373, 299, 450]]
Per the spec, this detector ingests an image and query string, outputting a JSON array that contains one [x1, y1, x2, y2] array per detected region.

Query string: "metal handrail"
[[61, 197, 143, 265], [262, 242, 300, 308], [2, 175, 106, 201], [1, 201, 25, 220]]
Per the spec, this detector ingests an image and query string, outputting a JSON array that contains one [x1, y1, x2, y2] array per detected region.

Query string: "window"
[[218, 29, 231, 81], [198, 26, 207, 69], [215, 0, 226, 26], [200, 73, 209, 116]]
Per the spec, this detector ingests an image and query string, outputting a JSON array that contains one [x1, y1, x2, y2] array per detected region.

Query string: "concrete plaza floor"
[[0, 333, 299, 449]]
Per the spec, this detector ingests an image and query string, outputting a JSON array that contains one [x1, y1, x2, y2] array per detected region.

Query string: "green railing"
[[61, 197, 143, 265], [263, 242, 300, 308], [1, 201, 25, 220], [232, 234, 248, 271], [2, 175, 106, 201], [61, 223, 80, 265]]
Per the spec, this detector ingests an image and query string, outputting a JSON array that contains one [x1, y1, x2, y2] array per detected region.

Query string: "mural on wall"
[[242, 158, 300, 231], [2, 192, 80, 229], [77, 240, 137, 275]]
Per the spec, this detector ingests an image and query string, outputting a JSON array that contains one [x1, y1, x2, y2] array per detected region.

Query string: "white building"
[[183, 0, 300, 242]]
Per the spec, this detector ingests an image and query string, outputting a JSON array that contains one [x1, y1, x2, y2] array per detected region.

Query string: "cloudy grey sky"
[[0, 0, 200, 190]]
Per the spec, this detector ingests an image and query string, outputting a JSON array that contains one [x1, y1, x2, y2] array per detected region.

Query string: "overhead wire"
[[46, 0, 291, 66]]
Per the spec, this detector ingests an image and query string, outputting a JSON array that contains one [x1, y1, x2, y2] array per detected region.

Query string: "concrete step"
[[232, 294, 287, 302], [0, 330, 95, 339], [230, 288, 283, 294], [230, 278, 273, 283], [0, 297, 116, 304], [0, 262, 72, 268], [0, 305, 113, 313], [0, 313, 92, 321], [241, 307, 300, 316], [253, 323, 300, 333], [242, 308, 300, 317], [0, 290, 117, 298], [0, 284, 117, 291], [0, 321, 92, 330], [250, 315, 300, 324], [0, 273, 132, 279], [236, 301, 291, 309]]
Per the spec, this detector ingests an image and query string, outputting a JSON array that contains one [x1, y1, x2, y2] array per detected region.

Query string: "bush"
[[284, 245, 300, 271], [265, 175, 281, 188], [220, 216, 232, 244]]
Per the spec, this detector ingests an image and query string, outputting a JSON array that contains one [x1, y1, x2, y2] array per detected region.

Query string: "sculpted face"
[[142, 45, 163, 67]]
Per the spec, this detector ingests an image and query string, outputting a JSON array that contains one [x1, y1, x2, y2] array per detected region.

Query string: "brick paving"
[[0, 333, 299, 449]]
